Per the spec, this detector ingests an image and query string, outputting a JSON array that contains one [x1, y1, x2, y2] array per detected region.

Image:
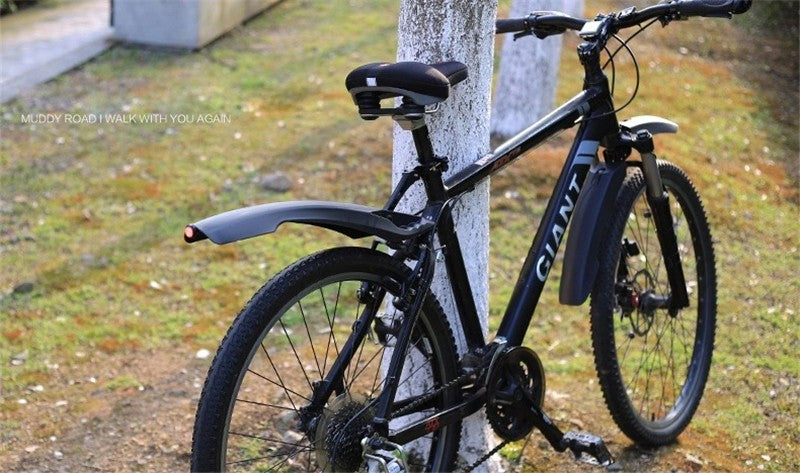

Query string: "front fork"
[[632, 130, 689, 314]]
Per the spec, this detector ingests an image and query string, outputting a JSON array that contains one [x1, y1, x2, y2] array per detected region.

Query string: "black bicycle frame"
[[444, 88, 615, 347], [371, 76, 622, 444]]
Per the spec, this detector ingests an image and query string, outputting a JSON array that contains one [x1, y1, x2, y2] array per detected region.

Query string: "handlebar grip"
[[496, 18, 528, 34], [676, 0, 752, 16]]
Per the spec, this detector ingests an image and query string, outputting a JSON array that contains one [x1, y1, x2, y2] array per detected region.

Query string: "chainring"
[[486, 346, 546, 441], [314, 393, 375, 472]]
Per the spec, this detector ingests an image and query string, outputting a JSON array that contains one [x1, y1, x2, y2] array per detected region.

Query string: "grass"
[[1, 0, 798, 470]]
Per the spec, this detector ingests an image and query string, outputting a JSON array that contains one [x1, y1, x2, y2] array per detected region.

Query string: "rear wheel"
[[591, 161, 716, 446], [191, 247, 461, 471]]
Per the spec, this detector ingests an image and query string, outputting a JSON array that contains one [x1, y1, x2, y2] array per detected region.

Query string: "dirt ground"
[[2, 348, 201, 472], [1, 344, 753, 472]]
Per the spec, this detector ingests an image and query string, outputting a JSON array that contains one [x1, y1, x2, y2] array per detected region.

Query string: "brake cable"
[[576, 17, 661, 124]]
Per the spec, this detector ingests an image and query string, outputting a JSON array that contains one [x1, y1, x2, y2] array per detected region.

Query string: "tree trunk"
[[491, 0, 584, 139], [393, 0, 498, 469]]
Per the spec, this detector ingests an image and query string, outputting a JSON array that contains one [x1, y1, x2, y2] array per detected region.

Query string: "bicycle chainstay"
[[385, 372, 518, 473], [389, 369, 477, 420], [384, 347, 505, 472]]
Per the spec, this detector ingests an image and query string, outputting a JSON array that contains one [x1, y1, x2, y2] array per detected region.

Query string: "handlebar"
[[496, 12, 586, 35], [674, 0, 752, 16], [496, 17, 529, 35], [496, 0, 752, 37]]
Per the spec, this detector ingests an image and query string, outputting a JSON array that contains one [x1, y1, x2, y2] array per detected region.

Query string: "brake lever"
[[513, 30, 534, 41], [532, 26, 567, 39], [513, 28, 564, 41]]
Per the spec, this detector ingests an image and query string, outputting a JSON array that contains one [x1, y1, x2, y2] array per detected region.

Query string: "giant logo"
[[535, 172, 582, 282]]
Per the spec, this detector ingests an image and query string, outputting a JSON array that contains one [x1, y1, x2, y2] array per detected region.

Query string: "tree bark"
[[491, 0, 584, 139], [393, 0, 498, 468]]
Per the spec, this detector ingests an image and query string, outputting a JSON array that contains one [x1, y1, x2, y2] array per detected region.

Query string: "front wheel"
[[591, 161, 716, 446], [191, 247, 461, 472]]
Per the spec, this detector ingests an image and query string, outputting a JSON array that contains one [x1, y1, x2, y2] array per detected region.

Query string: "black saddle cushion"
[[345, 61, 468, 105]]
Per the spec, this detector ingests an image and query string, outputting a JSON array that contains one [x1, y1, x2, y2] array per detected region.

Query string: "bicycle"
[[185, 0, 751, 470]]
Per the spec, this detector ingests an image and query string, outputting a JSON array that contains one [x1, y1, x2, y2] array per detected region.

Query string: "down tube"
[[496, 127, 599, 346]]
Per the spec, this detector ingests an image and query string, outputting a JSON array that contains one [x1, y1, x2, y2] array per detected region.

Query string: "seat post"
[[410, 125, 449, 202], [411, 125, 435, 165]]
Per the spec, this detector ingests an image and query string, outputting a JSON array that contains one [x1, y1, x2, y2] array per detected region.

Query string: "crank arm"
[[528, 400, 615, 466]]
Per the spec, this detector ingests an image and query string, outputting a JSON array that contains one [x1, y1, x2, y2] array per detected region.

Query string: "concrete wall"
[[113, 0, 277, 49]]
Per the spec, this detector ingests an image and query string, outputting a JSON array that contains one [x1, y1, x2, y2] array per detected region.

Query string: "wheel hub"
[[624, 269, 659, 336], [315, 393, 375, 472]]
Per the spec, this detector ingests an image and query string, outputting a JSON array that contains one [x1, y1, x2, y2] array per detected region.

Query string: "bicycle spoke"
[[628, 324, 650, 400], [349, 313, 369, 390], [297, 300, 323, 380], [235, 398, 296, 411], [259, 345, 309, 408], [226, 446, 313, 466], [369, 346, 387, 396], [228, 431, 309, 449], [620, 329, 634, 365], [344, 300, 362, 386], [668, 317, 680, 404], [319, 284, 341, 376], [350, 343, 387, 384], [262, 445, 311, 473], [278, 319, 315, 391]]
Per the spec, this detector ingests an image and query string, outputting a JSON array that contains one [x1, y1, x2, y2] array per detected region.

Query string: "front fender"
[[184, 200, 433, 244], [559, 162, 628, 306], [619, 115, 678, 135]]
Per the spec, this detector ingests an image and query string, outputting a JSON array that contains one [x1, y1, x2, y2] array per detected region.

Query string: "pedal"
[[561, 431, 614, 466]]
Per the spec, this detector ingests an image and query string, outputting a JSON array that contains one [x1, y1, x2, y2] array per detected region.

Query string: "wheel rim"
[[219, 272, 452, 472], [613, 180, 709, 428]]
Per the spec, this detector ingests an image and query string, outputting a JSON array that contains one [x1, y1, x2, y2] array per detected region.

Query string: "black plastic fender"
[[184, 200, 434, 244], [559, 162, 628, 306]]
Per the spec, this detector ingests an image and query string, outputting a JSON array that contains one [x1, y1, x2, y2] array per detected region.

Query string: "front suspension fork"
[[636, 131, 689, 314]]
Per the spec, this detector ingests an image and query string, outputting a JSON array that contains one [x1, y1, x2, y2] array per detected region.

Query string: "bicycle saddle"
[[345, 61, 468, 107]]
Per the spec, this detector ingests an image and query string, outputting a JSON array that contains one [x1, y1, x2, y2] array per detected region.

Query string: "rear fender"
[[559, 162, 628, 305], [184, 200, 434, 245]]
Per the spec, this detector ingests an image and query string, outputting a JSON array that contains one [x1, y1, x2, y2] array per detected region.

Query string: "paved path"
[[0, 0, 113, 103]]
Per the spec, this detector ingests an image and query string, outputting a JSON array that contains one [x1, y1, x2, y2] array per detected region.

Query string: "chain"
[[462, 439, 510, 473], [389, 370, 475, 420], [387, 369, 510, 473]]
